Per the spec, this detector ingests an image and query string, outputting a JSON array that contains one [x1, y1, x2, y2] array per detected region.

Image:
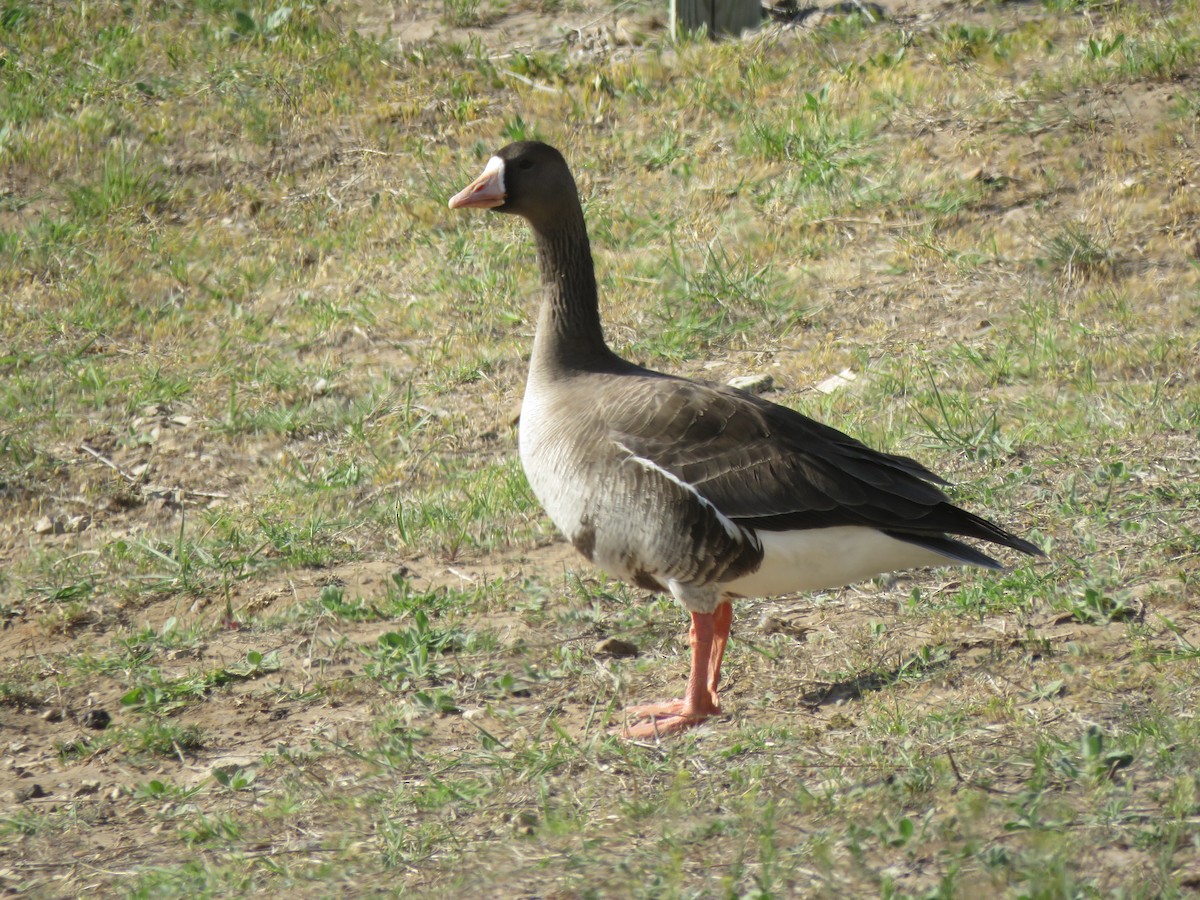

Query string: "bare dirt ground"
[[3, 0, 1199, 895]]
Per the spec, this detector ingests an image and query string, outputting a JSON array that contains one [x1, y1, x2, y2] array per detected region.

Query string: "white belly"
[[722, 526, 953, 598]]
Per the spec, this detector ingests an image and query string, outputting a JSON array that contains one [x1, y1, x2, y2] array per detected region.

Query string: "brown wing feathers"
[[606, 375, 1040, 560]]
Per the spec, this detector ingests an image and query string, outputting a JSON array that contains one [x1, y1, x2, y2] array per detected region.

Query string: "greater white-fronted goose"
[[449, 141, 1042, 739]]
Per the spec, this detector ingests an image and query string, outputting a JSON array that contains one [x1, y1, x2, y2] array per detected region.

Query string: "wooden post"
[[671, 0, 762, 39]]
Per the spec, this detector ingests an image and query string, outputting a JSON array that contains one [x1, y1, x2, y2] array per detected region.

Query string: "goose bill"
[[448, 157, 506, 209]]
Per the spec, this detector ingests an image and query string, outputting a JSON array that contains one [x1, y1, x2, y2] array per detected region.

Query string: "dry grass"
[[1, 0, 1199, 895]]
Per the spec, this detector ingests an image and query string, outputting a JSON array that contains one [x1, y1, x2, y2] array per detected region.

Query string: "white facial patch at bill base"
[[481, 155, 505, 193]]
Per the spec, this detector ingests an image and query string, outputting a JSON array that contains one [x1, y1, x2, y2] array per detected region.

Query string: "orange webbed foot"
[[616, 698, 719, 739]]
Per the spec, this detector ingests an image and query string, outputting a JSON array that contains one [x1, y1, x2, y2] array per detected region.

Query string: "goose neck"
[[529, 216, 614, 370]]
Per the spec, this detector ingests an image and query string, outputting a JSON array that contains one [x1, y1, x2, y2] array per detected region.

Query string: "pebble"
[[592, 637, 639, 658], [74, 779, 102, 798], [814, 368, 857, 394], [512, 810, 539, 835], [7, 783, 47, 803], [80, 708, 111, 730], [727, 373, 775, 394]]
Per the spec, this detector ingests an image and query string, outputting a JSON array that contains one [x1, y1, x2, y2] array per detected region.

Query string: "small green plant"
[[362, 611, 466, 690], [131, 778, 203, 802], [1078, 725, 1134, 780], [228, 4, 295, 41], [1061, 586, 1137, 624], [878, 813, 918, 848], [740, 89, 875, 193], [180, 812, 243, 847], [126, 720, 205, 757], [1025, 679, 1066, 701], [442, 0, 486, 27], [316, 583, 380, 620], [410, 688, 460, 715], [1085, 34, 1126, 60], [935, 23, 1010, 62], [119, 650, 281, 714], [213, 766, 257, 792]]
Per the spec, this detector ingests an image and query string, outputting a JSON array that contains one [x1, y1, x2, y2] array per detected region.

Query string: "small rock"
[[512, 810, 539, 835], [33, 516, 57, 535], [758, 614, 813, 641], [814, 368, 857, 395], [727, 373, 775, 394], [41, 707, 64, 723], [74, 779, 102, 798], [80, 708, 111, 730], [7, 783, 47, 803], [593, 637, 639, 659]]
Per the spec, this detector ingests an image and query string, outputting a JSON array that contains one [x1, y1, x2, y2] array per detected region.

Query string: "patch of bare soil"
[[1, 538, 583, 883], [356, 0, 987, 57]]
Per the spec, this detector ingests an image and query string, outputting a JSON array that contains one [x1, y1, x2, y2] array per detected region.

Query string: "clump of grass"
[[1038, 222, 1116, 279], [934, 22, 1012, 64], [59, 720, 205, 761], [442, 0, 495, 27]]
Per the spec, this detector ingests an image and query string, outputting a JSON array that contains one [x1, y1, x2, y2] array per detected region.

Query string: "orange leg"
[[708, 600, 733, 706], [621, 600, 734, 739]]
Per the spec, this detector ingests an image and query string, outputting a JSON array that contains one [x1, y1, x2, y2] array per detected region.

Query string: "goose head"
[[448, 141, 581, 229]]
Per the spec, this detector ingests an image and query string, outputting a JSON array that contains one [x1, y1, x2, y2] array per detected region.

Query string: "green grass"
[[0, 0, 1198, 895]]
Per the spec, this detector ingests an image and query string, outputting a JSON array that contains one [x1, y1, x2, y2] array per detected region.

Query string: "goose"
[[449, 141, 1042, 739]]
